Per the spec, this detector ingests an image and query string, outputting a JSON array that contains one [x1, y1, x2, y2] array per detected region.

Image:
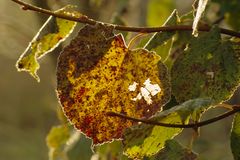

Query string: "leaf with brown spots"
[[56, 24, 171, 145], [171, 27, 240, 104]]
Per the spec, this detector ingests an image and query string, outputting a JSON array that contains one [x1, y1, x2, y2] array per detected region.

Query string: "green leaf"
[[171, 27, 240, 103], [57, 24, 171, 145], [192, 0, 209, 36], [145, 10, 179, 62], [149, 140, 198, 160], [231, 112, 240, 160], [46, 125, 71, 160], [147, 0, 175, 27], [16, 6, 79, 82], [123, 98, 213, 159]]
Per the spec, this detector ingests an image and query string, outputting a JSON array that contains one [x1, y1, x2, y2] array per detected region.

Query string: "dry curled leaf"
[[16, 5, 80, 81], [56, 24, 171, 145]]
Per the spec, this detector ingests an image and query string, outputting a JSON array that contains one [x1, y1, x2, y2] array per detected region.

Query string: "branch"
[[106, 106, 240, 128], [11, 0, 240, 38]]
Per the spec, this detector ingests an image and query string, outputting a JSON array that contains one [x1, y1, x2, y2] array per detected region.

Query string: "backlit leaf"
[[171, 27, 240, 103], [56, 24, 171, 145], [145, 10, 179, 62], [231, 112, 240, 160], [16, 6, 79, 82], [192, 0, 209, 36], [123, 98, 212, 159], [149, 140, 198, 160]]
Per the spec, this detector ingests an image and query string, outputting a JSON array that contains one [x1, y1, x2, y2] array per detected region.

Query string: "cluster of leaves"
[[13, 0, 240, 160]]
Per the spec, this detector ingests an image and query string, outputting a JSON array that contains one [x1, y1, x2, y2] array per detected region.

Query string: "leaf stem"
[[106, 106, 240, 128], [11, 0, 240, 38]]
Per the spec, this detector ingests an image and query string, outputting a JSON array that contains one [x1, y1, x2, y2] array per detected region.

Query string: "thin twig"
[[11, 0, 240, 38], [106, 107, 240, 128]]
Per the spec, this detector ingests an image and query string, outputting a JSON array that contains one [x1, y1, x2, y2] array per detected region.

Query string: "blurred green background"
[[0, 0, 238, 160]]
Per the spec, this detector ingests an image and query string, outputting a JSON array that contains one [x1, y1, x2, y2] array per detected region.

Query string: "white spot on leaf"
[[130, 78, 161, 105], [144, 78, 161, 96], [141, 87, 152, 104], [206, 71, 214, 79], [128, 82, 138, 91]]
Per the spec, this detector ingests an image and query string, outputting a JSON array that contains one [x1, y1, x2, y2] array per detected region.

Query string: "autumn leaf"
[[56, 24, 171, 145], [16, 6, 80, 82], [123, 98, 212, 159], [171, 27, 240, 103]]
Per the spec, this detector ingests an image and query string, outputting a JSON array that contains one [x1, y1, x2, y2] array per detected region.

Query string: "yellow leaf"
[[56, 24, 171, 145]]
